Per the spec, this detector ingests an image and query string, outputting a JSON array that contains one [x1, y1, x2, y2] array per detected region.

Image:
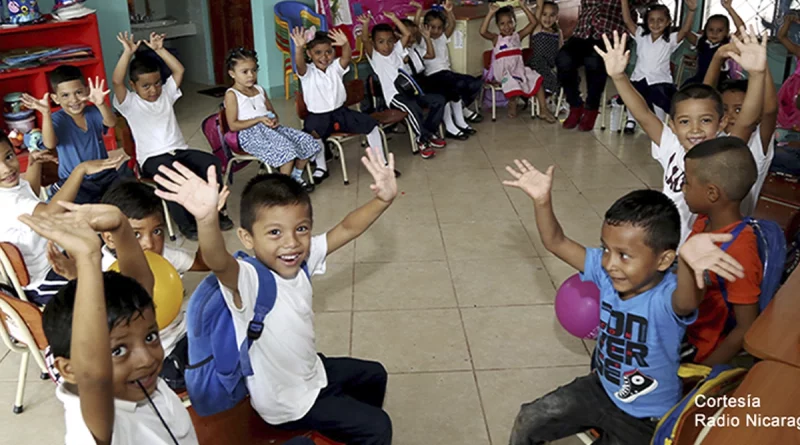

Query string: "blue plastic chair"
[[274, 1, 328, 91]]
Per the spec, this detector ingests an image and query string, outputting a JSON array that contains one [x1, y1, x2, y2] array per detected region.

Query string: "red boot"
[[579, 108, 600, 132], [562, 106, 584, 129]]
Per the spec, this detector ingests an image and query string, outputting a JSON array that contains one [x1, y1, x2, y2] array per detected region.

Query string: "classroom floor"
[[2, 83, 663, 445]]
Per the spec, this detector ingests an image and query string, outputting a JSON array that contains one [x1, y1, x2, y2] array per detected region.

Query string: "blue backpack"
[[717, 217, 786, 331], [184, 251, 308, 416]]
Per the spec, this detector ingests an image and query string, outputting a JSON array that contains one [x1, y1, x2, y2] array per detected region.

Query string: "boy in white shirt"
[[0, 133, 122, 304], [111, 31, 233, 241], [19, 202, 198, 445], [153, 147, 395, 444], [596, 29, 766, 246]]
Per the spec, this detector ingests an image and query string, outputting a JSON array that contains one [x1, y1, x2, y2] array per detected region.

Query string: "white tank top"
[[228, 85, 269, 120]]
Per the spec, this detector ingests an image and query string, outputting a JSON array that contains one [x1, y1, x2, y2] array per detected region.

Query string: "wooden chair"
[[0, 242, 29, 302], [295, 79, 396, 185], [364, 69, 426, 155]]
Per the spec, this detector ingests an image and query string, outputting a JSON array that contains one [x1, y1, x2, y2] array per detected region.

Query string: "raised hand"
[[217, 185, 230, 212], [143, 32, 166, 51], [357, 13, 371, 26], [54, 202, 127, 233], [594, 31, 631, 78], [502, 160, 554, 204], [361, 147, 397, 203], [729, 26, 767, 74], [410, 0, 423, 9], [680, 233, 745, 289], [384, 11, 397, 21], [685, 0, 697, 11], [81, 156, 126, 176], [18, 211, 102, 259], [721, 0, 732, 9], [47, 241, 77, 280], [20, 92, 50, 114], [421, 24, 432, 39], [28, 149, 58, 165], [328, 28, 349, 47], [85, 77, 110, 106], [489, 3, 500, 14], [291, 26, 308, 47], [116, 31, 141, 54], [154, 163, 220, 222], [444, 0, 454, 12]]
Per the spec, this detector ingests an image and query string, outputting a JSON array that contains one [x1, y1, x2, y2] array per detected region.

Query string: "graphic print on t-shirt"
[[664, 152, 685, 193], [593, 301, 659, 403]]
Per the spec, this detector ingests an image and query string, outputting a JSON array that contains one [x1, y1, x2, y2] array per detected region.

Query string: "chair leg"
[[600, 88, 608, 131], [30, 349, 48, 381], [531, 95, 538, 119], [264, 164, 274, 174], [331, 140, 349, 185], [556, 88, 564, 117], [405, 120, 419, 153], [491, 87, 497, 122], [305, 163, 315, 185], [225, 158, 236, 185], [285, 71, 291, 101], [378, 127, 391, 163], [161, 199, 176, 242], [14, 352, 29, 414]]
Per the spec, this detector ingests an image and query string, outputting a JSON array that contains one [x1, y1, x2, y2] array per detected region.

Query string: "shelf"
[[0, 58, 100, 81], [0, 16, 93, 36]]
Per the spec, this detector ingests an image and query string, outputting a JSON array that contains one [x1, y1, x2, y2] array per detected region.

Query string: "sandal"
[[445, 130, 469, 140], [458, 126, 477, 135]]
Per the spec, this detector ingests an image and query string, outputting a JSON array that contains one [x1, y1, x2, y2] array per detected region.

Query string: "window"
[[703, 0, 779, 34]]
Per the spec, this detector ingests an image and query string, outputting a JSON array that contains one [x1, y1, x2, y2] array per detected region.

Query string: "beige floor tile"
[[477, 366, 589, 444], [509, 187, 596, 223], [540, 257, 580, 288], [357, 193, 438, 225], [422, 145, 493, 171], [485, 147, 556, 172], [385, 372, 490, 445], [358, 162, 432, 197], [353, 261, 457, 310], [0, 348, 49, 383], [315, 312, 352, 357], [523, 217, 602, 258], [562, 163, 646, 190], [354, 222, 446, 262], [428, 169, 504, 195], [579, 188, 641, 217], [313, 262, 354, 312], [629, 162, 665, 189], [0, 380, 65, 444], [450, 257, 555, 307], [440, 220, 537, 260], [549, 145, 623, 170], [462, 306, 590, 369], [352, 309, 470, 372], [433, 190, 518, 223]]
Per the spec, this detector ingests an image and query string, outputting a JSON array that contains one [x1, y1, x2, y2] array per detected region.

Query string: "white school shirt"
[[369, 41, 407, 105], [631, 26, 680, 85], [0, 179, 51, 290], [228, 85, 270, 120], [113, 76, 188, 165], [57, 378, 198, 445], [418, 34, 451, 75], [652, 125, 695, 246], [725, 125, 775, 216], [218, 234, 329, 424], [298, 59, 348, 113], [101, 244, 194, 356]]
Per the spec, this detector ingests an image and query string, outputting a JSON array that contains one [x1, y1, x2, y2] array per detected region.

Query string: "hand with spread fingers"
[[502, 159, 555, 204], [680, 233, 745, 289]]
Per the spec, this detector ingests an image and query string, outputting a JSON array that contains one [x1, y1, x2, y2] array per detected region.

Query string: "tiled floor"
[[2, 83, 663, 445]]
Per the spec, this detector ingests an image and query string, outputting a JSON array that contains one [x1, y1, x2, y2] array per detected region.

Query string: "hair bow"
[[430, 4, 445, 11], [304, 26, 317, 42]]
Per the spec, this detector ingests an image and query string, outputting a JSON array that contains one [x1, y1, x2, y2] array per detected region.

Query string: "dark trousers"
[[52, 168, 122, 205], [140, 149, 223, 232], [509, 373, 657, 445], [277, 356, 392, 445], [425, 70, 483, 105], [390, 93, 445, 142], [556, 37, 608, 110], [631, 79, 676, 115]]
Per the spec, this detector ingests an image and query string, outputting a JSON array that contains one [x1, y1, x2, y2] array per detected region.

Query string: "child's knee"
[[363, 360, 388, 386], [510, 395, 570, 442], [369, 409, 393, 444]]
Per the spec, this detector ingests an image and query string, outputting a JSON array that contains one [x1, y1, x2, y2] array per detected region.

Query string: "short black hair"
[[371, 23, 394, 40], [719, 79, 748, 95], [684, 136, 757, 201], [101, 180, 164, 221], [424, 9, 447, 27], [129, 56, 160, 82], [307, 31, 334, 50], [400, 18, 417, 29], [604, 190, 681, 253], [670, 83, 724, 119], [705, 14, 730, 32], [495, 6, 516, 25], [226, 47, 258, 72], [43, 272, 154, 359], [48, 65, 85, 92], [240, 174, 313, 232]]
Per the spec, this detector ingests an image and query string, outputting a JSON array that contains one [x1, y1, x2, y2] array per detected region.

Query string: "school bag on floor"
[[184, 252, 309, 416], [651, 364, 747, 445]]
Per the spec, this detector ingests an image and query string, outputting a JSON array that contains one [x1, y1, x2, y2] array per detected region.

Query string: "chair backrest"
[[117, 116, 139, 173], [295, 79, 367, 123], [0, 291, 48, 351], [0, 242, 30, 301], [295, 90, 310, 121], [483, 49, 492, 70]]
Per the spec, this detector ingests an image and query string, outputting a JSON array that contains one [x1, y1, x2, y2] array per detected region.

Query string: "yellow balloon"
[[108, 251, 184, 330]]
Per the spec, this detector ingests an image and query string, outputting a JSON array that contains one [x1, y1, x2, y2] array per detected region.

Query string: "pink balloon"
[[555, 274, 601, 339]]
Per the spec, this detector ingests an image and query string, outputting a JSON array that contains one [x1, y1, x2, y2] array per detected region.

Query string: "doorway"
[[208, 0, 254, 84]]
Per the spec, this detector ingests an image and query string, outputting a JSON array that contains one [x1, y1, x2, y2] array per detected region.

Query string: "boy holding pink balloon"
[[503, 159, 745, 445]]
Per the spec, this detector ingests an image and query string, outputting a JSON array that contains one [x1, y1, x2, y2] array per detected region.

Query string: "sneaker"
[[578, 108, 600, 132], [428, 136, 447, 148], [563, 106, 584, 129], [418, 142, 436, 159], [614, 369, 659, 403], [623, 119, 636, 134], [219, 213, 234, 231], [296, 178, 315, 192]]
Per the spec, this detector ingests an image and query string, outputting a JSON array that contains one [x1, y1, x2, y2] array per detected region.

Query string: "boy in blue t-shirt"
[[502, 160, 746, 444], [22, 65, 120, 204]]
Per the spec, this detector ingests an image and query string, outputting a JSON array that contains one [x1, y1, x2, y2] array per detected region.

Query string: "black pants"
[[140, 149, 223, 232], [277, 356, 392, 445], [52, 168, 122, 205], [631, 79, 676, 115], [425, 70, 483, 105], [509, 373, 658, 445], [390, 93, 445, 143], [556, 37, 608, 110]]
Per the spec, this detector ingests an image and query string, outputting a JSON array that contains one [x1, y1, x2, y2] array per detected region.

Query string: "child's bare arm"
[[291, 26, 309, 76], [357, 14, 373, 57], [83, 77, 117, 128], [327, 148, 396, 253], [778, 15, 800, 59], [761, 62, 779, 153], [411, 1, 424, 25], [702, 43, 735, 87], [728, 28, 768, 142], [386, 12, 411, 47], [503, 160, 586, 271], [620, 0, 638, 35], [480, 5, 499, 44], [519, 2, 539, 39], [112, 32, 140, 104], [330, 29, 352, 69], [596, 32, 664, 144], [701, 303, 758, 365], [676, 0, 698, 42], [444, 0, 457, 38], [34, 158, 125, 217], [674, 233, 744, 316], [23, 150, 57, 196], [154, 163, 242, 302], [144, 33, 185, 88], [21, 93, 56, 149], [722, 0, 746, 37], [535, 0, 545, 26]]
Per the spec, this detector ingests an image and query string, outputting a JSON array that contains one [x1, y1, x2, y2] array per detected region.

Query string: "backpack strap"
[[715, 220, 749, 333], [234, 251, 278, 376]]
